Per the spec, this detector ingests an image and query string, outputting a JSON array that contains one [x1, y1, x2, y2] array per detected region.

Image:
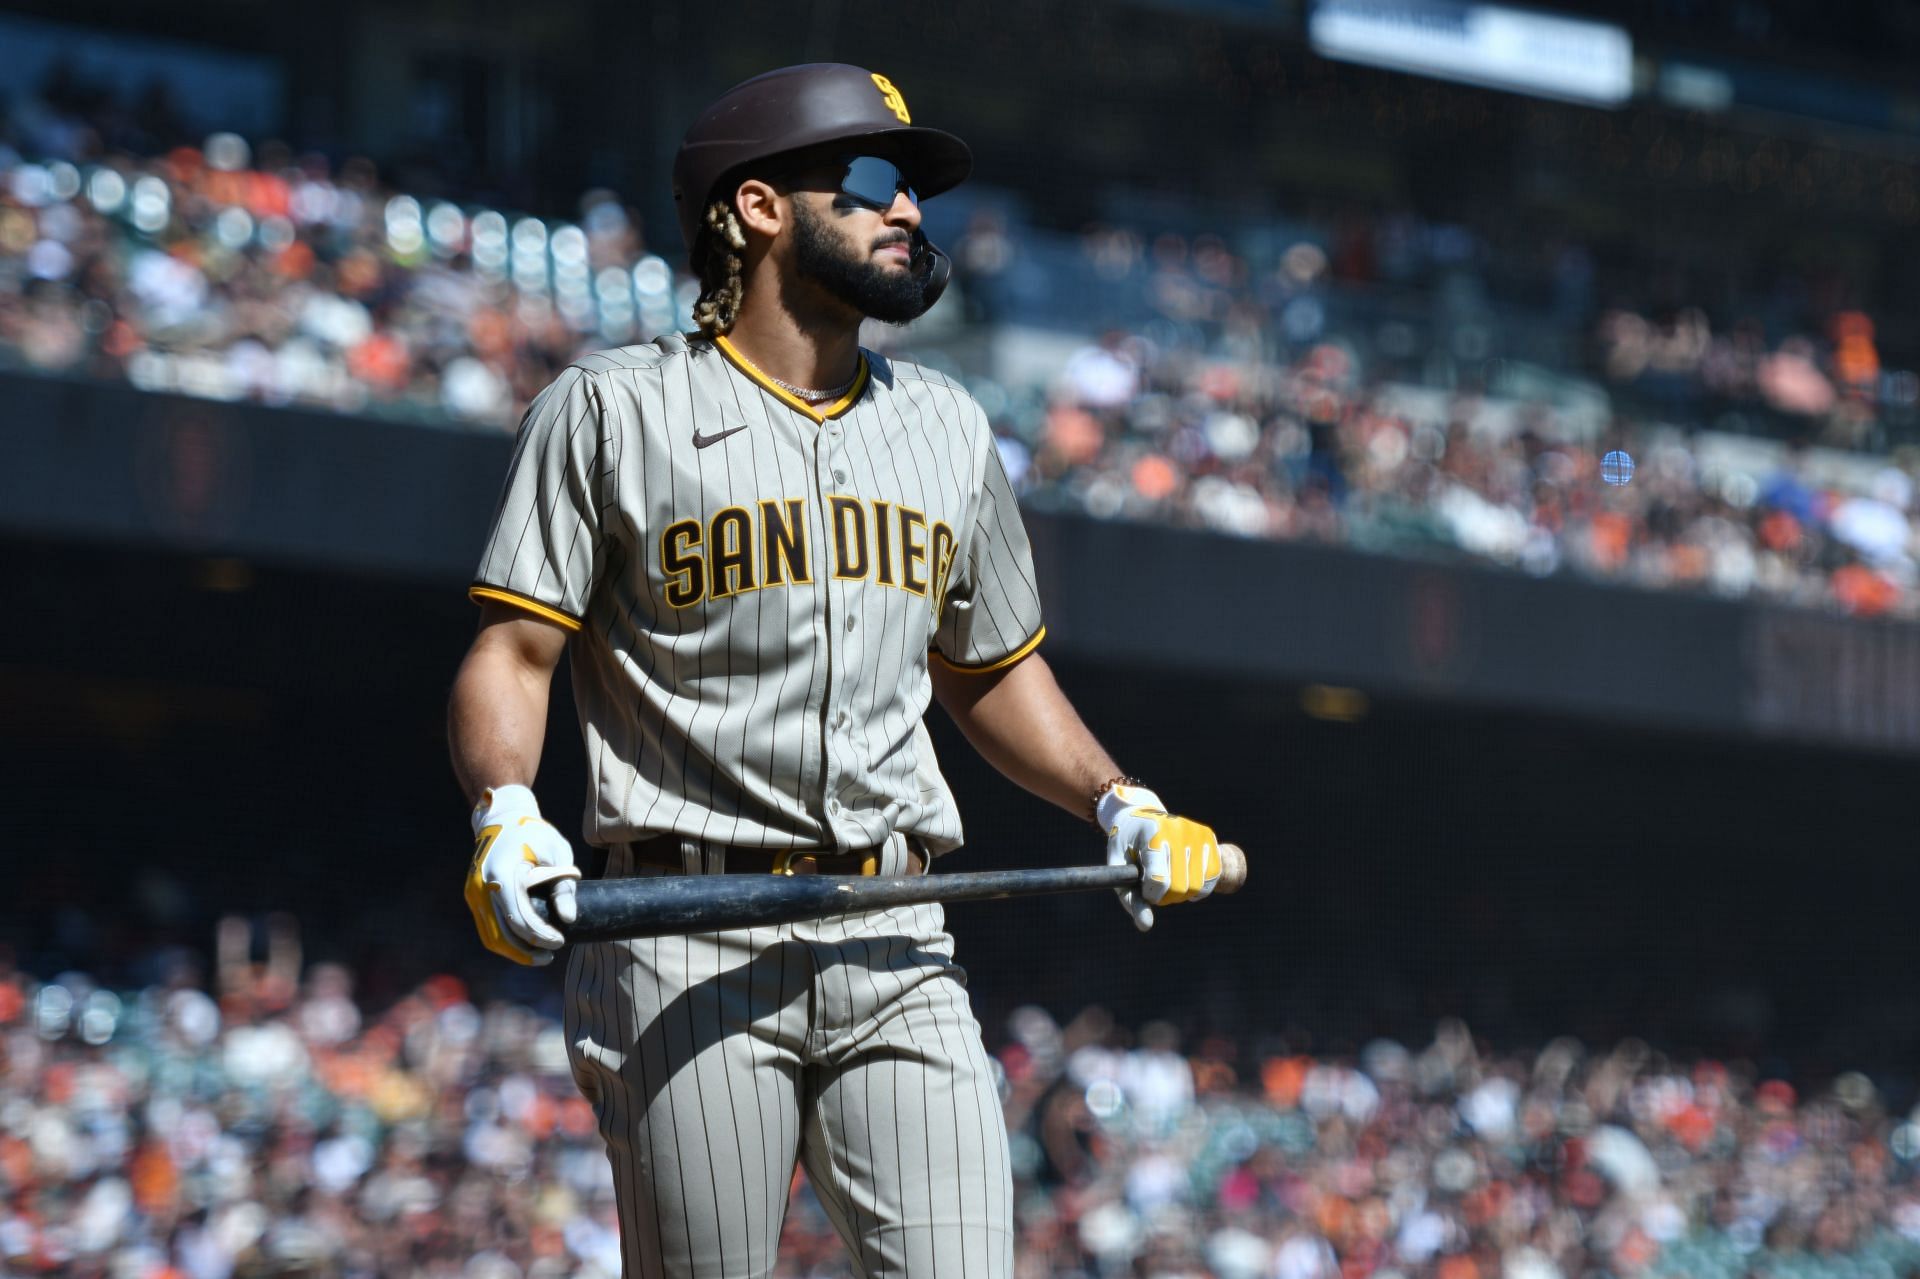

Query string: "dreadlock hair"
[[691, 199, 749, 338]]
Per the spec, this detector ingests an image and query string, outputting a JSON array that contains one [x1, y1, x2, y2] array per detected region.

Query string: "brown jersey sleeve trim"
[[930, 626, 1045, 675], [468, 583, 585, 633]]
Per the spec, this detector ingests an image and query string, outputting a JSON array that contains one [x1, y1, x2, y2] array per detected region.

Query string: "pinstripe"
[[883, 935, 911, 1273], [766, 393, 815, 858], [489, 338, 1031, 1278], [618, 366, 668, 837], [919, 380, 1039, 664], [683, 933, 729, 1276], [852, 401, 908, 783], [693, 363, 734, 850], [590, 394, 631, 840], [919, 980, 938, 1279], [870, 389, 934, 791], [918, 930, 971, 1278], [738, 923, 766, 1266], [774, 931, 795, 1242], [622, 922, 663, 1274], [525, 396, 597, 603], [485, 378, 563, 582], [490, 387, 593, 602], [974, 455, 1041, 624], [856, 934, 886, 1269], [591, 935, 624, 1274], [591, 919, 656, 1276], [939, 918, 999, 1266], [703, 917, 756, 1274], [948, 965, 1009, 1263], [473, 337, 1040, 855], [725, 375, 770, 847], [487, 396, 542, 523], [833, 939, 878, 1275], [918, 382, 987, 658], [589, 536, 631, 836], [670, 357, 705, 832], [608, 939, 651, 1279], [648, 943, 692, 1269], [552, 394, 602, 600], [632, 359, 689, 835], [568, 883, 1021, 1267]]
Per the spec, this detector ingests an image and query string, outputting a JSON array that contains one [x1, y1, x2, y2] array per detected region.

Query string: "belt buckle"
[[769, 850, 881, 876]]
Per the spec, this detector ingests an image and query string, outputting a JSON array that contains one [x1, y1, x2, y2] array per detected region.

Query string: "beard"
[[788, 198, 928, 325]]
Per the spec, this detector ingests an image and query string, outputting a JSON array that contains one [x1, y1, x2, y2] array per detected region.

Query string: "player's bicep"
[[471, 601, 571, 677], [471, 367, 610, 628]]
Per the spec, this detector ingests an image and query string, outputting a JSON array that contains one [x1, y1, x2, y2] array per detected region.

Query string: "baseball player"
[[447, 64, 1224, 1278]]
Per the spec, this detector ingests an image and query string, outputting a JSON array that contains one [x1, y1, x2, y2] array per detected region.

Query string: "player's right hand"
[[464, 784, 581, 966], [1099, 783, 1221, 933]]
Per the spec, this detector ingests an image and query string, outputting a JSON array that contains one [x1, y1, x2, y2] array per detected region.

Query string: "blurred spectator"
[[0, 120, 684, 429], [1008, 331, 1920, 620], [7, 112, 1920, 618], [15, 945, 1920, 1279]]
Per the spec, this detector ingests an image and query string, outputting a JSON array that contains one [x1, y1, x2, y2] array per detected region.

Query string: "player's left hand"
[[464, 784, 582, 966], [1098, 783, 1221, 932]]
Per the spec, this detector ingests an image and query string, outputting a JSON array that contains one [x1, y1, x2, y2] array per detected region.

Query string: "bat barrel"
[[550, 863, 1139, 942], [533, 844, 1245, 943]]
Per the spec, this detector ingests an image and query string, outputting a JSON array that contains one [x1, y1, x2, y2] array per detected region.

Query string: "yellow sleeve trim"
[[715, 335, 870, 423], [932, 626, 1046, 675], [469, 584, 584, 633]]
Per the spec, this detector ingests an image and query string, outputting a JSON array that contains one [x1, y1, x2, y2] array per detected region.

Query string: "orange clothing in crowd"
[[1833, 563, 1899, 616], [1588, 511, 1634, 571]]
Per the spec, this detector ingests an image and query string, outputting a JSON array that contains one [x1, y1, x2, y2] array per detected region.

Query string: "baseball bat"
[[532, 844, 1246, 943]]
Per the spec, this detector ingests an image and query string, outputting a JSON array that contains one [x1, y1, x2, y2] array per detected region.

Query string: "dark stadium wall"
[[9, 371, 1920, 756], [8, 533, 1920, 1081]]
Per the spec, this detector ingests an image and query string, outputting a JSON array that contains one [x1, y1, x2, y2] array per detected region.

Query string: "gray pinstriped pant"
[[563, 836, 1014, 1278]]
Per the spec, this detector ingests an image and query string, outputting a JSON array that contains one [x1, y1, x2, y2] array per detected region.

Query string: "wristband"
[[1089, 774, 1149, 824], [1098, 775, 1152, 825]]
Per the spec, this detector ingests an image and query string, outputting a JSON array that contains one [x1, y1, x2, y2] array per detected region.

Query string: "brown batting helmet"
[[671, 63, 973, 255]]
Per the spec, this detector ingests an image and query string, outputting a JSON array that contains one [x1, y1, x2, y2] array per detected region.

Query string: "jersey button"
[[833, 470, 847, 484], [846, 616, 857, 632], [827, 798, 841, 815]]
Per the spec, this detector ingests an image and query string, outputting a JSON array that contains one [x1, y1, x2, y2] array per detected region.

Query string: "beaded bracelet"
[[1089, 774, 1149, 824]]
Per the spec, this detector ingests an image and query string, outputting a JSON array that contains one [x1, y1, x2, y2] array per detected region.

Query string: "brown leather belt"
[[626, 837, 923, 877]]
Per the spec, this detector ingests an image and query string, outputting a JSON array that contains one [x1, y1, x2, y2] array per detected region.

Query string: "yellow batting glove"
[[1099, 783, 1222, 932], [464, 785, 581, 966]]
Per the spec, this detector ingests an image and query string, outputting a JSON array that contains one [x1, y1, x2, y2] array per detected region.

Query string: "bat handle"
[[525, 867, 578, 931], [1216, 843, 1248, 895]]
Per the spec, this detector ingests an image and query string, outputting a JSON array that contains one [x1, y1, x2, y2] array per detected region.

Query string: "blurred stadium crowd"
[[10, 955, 1920, 1279], [7, 87, 1920, 618]]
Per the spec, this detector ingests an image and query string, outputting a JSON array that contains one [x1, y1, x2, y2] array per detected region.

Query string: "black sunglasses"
[[832, 155, 920, 212]]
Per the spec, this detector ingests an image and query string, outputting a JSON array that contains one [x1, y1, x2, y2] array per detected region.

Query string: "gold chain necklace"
[[733, 344, 858, 403]]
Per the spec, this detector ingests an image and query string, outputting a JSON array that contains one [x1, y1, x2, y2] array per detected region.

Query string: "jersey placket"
[[763, 403, 834, 847], [814, 408, 859, 851]]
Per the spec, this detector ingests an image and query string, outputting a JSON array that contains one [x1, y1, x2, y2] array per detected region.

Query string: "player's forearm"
[[931, 653, 1120, 822], [448, 641, 555, 807]]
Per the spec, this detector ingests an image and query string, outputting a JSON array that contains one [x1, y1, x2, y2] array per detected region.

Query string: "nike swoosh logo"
[[692, 424, 749, 449]]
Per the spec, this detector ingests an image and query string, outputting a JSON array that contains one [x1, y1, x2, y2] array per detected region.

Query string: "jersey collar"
[[714, 334, 869, 423]]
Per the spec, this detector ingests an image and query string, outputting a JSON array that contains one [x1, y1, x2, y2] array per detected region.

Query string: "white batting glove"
[[464, 784, 581, 966], [1099, 784, 1222, 933]]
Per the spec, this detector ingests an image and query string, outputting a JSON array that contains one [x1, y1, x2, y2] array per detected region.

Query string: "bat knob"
[[1215, 843, 1248, 895]]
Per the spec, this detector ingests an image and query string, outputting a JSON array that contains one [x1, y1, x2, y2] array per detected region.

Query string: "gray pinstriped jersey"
[[471, 331, 1044, 857]]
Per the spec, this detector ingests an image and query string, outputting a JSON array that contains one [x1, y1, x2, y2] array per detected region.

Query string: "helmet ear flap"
[[912, 229, 952, 312]]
